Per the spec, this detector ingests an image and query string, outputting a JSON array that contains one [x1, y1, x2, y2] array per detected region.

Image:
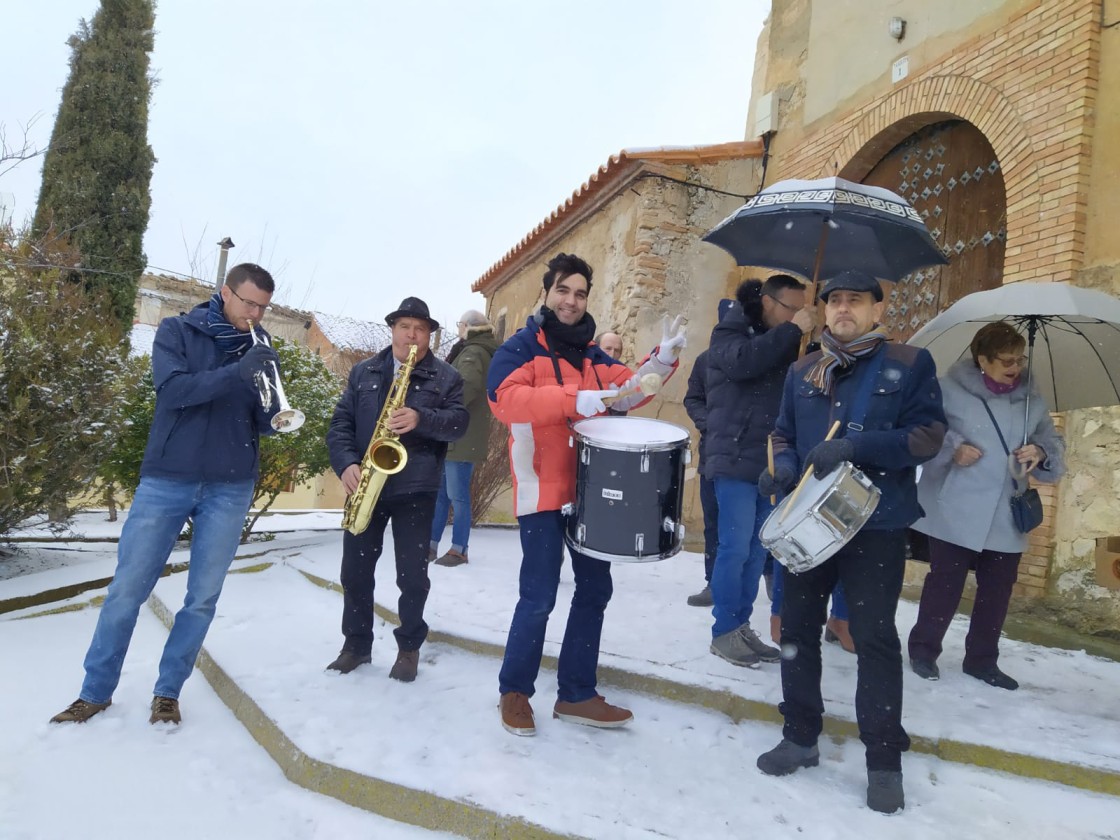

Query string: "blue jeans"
[[81, 476, 254, 703], [499, 511, 613, 703], [771, 565, 849, 621], [430, 460, 474, 553], [710, 478, 773, 638]]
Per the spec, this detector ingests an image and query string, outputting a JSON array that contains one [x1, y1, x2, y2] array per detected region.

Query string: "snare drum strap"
[[843, 348, 887, 436]]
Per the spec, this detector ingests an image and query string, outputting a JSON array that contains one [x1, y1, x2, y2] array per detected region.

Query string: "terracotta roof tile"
[[472, 140, 763, 294]]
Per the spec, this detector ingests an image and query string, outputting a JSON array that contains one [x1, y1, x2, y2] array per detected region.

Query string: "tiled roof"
[[471, 140, 764, 295]]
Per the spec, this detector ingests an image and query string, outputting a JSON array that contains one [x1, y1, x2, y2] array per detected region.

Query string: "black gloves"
[[805, 438, 854, 478], [239, 344, 279, 384], [758, 466, 796, 498]]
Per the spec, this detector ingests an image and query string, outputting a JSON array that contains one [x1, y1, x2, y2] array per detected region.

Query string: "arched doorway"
[[858, 119, 1006, 342]]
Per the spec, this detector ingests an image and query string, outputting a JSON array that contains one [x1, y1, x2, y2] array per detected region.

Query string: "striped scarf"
[[205, 293, 254, 355], [804, 326, 890, 394]]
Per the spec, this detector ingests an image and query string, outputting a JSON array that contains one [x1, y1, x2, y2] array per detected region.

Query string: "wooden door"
[[861, 120, 1006, 342]]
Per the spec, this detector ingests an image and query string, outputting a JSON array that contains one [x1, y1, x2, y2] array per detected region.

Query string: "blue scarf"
[[205, 293, 254, 355]]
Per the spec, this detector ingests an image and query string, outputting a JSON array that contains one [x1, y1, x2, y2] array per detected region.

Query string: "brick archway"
[[822, 75, 1040, 283]]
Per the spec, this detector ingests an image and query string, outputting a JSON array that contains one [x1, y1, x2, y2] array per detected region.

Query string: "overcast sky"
[[2, 1, 769, 328]]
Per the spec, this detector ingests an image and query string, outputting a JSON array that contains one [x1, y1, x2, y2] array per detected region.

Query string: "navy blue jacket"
[[327, 346, 467, 499], [141, 303, 278, 482], [772, 342, 947, 530], [683, 350, 710, 477], [704, 303, 805, 483]]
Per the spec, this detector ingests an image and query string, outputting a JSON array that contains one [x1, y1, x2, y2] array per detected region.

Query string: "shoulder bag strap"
[[979, 397, 1024, 492], [844, 347, 887, 435]]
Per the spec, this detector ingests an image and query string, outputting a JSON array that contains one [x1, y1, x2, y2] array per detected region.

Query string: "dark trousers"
[[908, 535, 1021, 670], [779, 528, 910, 771], [340, 491, 436, 654], [498, 510, 613, 703], [699, 475, 719, 582]]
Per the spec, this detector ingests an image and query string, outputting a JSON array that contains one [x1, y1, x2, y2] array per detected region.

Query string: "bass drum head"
[[572, 416, 690, 452]]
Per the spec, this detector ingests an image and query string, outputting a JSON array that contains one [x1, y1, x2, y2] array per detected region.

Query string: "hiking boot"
[[738, 624, 781, 663], [867, 770, 905, 813], [500, 692, 536, 736], [824, 617, 856, 653], [964, 663, 1019, 690], [710, 628, 760, 667], [910, 657, 940, 680], [427, 547, 437, 563], [49, 698, 110, 724], [326, 651, 371, 674], [149, 696, 181, 725], [389, 649, 419, 682], [553, 695, 633, 729], [756, 738, 820, 776], [434, 548, 468, 567], [686, 585, 713, 607]]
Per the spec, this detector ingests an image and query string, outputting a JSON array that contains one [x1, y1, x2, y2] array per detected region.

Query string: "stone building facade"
[[473, 1, 1119, 632], [751, 0, 1119, 630]]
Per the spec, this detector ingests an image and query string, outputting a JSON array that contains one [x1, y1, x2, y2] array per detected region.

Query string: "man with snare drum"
[[488, 252, 684, 737], [756, 270, 945, 814]]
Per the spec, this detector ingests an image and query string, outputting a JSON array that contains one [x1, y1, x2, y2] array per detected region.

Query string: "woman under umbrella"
[[907, 322, 1065, 690]]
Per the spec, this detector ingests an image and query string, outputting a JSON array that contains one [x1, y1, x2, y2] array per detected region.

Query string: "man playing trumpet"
[[51, 263, 284, 726], [326, 297, 467, 682]]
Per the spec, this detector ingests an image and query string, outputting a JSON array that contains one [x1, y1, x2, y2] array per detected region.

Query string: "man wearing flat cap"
[[326, 297, 468, 682], [755, 270, 946, 814]]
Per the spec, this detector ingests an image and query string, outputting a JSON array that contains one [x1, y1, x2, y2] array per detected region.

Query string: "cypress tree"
[[32, 0, 156, 334]]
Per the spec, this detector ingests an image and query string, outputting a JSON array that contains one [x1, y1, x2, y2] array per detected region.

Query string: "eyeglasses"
[[765, 294, 802, 313], [993, 354, 1028, 369], [229, 286, 272, 313]]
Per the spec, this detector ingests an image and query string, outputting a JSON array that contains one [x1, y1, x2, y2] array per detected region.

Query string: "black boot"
[[909, 657, 940, 680], [756, 739, 819, 776], [867, 770, 905, 814], [963, 663, 1018, 690]]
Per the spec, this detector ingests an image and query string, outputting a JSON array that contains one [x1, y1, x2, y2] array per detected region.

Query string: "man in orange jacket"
[[487, 252, 685, 736]]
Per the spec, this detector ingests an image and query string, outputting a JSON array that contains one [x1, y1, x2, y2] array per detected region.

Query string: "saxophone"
[[341, 344, 418, 536]]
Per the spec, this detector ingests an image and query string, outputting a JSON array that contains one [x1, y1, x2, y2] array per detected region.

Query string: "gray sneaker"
[[710, 628, 760, 667], [757, 738, 820, 776], [867, 770, 905, 813], [738, 624, 781, 663]]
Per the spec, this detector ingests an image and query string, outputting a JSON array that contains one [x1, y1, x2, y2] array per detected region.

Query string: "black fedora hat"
[[385, 296, 440, 331]]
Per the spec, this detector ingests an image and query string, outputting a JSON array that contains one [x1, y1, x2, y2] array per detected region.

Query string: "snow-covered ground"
[[2, 511, 1118, 839]]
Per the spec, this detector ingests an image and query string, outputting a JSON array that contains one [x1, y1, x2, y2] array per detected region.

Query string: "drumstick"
[[779, 420, 842, 524], [767, 435, 776, 505], [603, 373, 661, 405]]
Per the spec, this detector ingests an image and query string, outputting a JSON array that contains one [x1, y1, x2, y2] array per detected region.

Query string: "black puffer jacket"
[[327, 346, 467, 499], [703, 303, 804, 483]]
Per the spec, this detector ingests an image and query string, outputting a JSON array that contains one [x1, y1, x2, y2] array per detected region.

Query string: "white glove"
[[575, 389, 618, 418], [655, 314, 687, 364]]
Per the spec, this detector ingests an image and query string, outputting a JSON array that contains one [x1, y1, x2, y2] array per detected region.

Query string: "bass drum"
[[564, 416, 690, 562]]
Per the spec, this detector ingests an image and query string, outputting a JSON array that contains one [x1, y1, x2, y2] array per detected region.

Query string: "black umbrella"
[[702, 176, 948, 286]]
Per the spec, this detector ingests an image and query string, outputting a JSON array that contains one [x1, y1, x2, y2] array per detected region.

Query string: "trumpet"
[[247, 320, 305, 433]]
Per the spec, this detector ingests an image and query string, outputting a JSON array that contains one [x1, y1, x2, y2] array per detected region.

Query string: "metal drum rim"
[[571, 416, 690, 452], [563, 536, 683, 563]]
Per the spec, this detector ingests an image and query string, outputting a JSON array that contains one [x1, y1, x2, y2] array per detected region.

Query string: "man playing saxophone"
[[326, 297, 467, 682]]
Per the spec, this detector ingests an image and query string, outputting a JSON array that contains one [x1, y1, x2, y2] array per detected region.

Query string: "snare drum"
[[759, 462, 880, 574], [564, 416, 690, 562]]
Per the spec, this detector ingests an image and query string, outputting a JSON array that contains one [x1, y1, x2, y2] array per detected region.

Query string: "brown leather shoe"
[[50, 698, 110, 724], [553, 695, 633, 729], [326, 650, 372, 674], [825, 617, 856, 653], [389, 649, 419, 682], [770, 614, 782, 645], [434, 549, 468, 567], [149, 696, 181, 725], [499, 692, 536, 736]]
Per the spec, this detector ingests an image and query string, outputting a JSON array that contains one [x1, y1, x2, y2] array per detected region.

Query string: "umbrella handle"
[[798, 221, 831, 359]]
